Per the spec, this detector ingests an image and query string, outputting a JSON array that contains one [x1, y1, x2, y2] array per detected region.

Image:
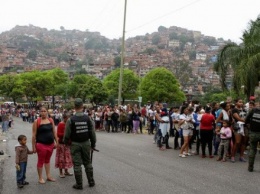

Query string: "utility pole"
[[138, 54, 142, 108], [118, 0, 127, 106]]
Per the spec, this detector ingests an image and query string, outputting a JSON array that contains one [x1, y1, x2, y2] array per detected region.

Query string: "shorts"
[[183, 129, 193, 136], [234, 127, 249, 137]]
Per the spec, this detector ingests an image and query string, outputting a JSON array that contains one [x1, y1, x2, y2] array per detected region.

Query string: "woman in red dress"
[[55, 111, 73, 178]]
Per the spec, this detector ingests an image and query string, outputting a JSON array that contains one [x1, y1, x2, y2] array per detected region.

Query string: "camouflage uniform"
[[248, 132, 260, 171], [64, 99, 96, 189], [245, 107, 260, 172]]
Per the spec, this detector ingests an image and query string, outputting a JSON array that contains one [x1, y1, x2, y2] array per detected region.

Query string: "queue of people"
[[144, 98, 260, 173], [13, 97, 260, 190], [86, 98, 259, 173]]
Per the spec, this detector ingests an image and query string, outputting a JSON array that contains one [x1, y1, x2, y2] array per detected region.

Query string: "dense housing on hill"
[[0, 25, 230, 95]]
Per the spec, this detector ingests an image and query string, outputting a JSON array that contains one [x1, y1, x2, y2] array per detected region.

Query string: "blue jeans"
[[16, 162, 27, 184], [2, 121, 9, 132]]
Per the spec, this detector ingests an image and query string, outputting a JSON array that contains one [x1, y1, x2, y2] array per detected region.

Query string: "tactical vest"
[[249, 108, 260, 132], [70, 115, 90, 142]]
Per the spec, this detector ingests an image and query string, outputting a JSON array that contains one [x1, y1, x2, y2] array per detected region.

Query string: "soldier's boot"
[[86, 171, 95, 187], [248, 157, 254, 172], [73, 174, 83, 190]]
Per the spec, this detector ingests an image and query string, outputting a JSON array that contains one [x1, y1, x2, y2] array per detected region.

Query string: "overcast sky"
[[1, 0, 259, 42]]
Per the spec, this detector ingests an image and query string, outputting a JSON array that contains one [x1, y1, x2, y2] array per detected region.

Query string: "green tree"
[[174, 61, 192, 87], [214, 16, 260, 98], [18, 71, 49, 102], [27, 49, 37, 60], [152, 34, 161, 45], [103, 69, 139, 104], [70, 74, 108, 104], [169, 32, 178, 40], [188, 50, 196, 60], [140, 67, 185, 103], [70, 74, 89, 102], [46, 68, 69, 107], [158, 26, 167, 33], [85, 36, 109, 51], [85, 76, 108, 105], [202, 37, 217, 45], [0, 74, 23, 103], [144, 48, 157, 55], [57, 52, 70, 62], [114, 56, 121, 68]]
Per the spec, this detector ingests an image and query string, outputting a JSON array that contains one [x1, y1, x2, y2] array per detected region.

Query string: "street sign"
[[138, 96, 142, 102]]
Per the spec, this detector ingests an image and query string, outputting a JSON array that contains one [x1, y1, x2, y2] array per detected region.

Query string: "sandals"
[[65, 172, 73, 176], [38, 179, 45, 184], [47, 177, 56, 182]]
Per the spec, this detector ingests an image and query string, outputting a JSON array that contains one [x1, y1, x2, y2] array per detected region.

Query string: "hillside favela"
[[0, 25, 229, 100]]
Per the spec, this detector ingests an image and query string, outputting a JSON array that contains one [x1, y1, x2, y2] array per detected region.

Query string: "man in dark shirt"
[[64, 98, 96, 189], [245, 101, 260, 172]]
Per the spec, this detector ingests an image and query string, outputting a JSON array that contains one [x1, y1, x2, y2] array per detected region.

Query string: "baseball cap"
[[74, 98, 83, 107]]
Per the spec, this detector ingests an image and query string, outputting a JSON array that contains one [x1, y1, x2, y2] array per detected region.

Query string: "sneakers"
[[231, 157, 235, 163], [183, 152, 192, 156], [239, 157, 247, 162], [248, 166, 253, 172], [179, 154, 186, 158], [73, 184, 83, 190], [17, 183, 24, 188], [22, 181, 29, 185]]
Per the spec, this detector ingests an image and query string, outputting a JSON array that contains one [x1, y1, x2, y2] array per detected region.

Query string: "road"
[[0, 117, 260, 194]]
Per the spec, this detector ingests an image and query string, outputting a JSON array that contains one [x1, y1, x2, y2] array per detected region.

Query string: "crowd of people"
[[8, 96, 260, 189], [82, 98, 260, 172]]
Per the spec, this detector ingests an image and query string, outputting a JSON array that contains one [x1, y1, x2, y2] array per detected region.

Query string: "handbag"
[[233, 123, 240, 131]]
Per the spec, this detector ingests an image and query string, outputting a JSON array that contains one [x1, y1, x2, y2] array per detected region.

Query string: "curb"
[[0, 134, 8, 163]]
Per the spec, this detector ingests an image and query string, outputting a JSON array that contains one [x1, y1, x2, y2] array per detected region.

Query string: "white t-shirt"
[[95, 112, 100, 121], [148, 109, 156, 120]]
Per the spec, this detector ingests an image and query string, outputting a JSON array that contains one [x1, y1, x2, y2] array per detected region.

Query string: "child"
[[55, 112, 73, 178], [217, 120, 232, 162], [15, 135, 33, 188]]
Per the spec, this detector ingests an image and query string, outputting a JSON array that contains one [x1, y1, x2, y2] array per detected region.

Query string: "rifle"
[[91, 148, 99, 163]]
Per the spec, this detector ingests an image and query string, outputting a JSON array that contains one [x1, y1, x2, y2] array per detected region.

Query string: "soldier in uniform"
[[245, 101, 260, 172], [64, 98, 96, 189]]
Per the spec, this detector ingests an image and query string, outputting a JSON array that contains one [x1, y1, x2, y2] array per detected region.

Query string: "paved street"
[[0, 117, 260, 194]]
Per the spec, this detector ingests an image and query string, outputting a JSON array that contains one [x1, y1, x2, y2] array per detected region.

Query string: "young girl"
[[55, 111, 73, 178], [15, 135, 33, 188], [217, 120, 232, 162]]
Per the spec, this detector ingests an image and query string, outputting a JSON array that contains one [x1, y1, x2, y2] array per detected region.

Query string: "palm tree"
[[214, 16, 260, 99]]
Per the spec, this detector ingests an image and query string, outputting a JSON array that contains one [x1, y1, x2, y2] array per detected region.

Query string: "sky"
[[1, 0, 260, 42]]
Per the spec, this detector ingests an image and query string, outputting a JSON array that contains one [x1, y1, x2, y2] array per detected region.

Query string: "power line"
[[90, 1, 120, 32], [126, 0, 202, 33], [89, 0, 114, 30]]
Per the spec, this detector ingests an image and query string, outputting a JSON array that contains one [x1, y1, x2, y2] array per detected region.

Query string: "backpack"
[[37, 117, 54, 128]]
